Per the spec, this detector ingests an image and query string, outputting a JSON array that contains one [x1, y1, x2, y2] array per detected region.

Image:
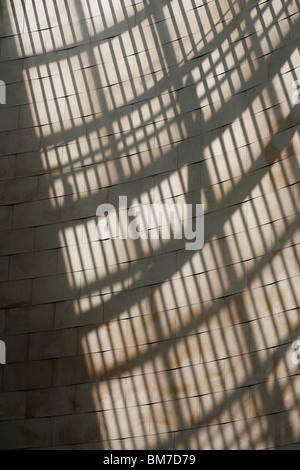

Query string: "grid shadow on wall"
[[0, 0, 300, 449]]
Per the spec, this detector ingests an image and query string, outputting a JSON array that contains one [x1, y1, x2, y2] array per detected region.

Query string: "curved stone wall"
[[0, 0, 300, 449]]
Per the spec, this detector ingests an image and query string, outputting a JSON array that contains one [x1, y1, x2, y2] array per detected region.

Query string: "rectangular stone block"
[[103, 286, 151, 322], [5, 304, 55, 334], [0, 418, 51, 449], [0, 391, 25, 421], [3, 360, 54, 391], [249, 376, 300, 418], [249, 309, 299, 352], [78, 319, 128, 354], [0, 279, 31, 308], [126, 370, 176, 407], [224, 348, 274, 390], [175, 360, 226, 398], [32, 272, 81, 305], [76, 379, 126, 413], [98, 405, 149, 440], [28, 328, 78, 360], [127, 310, 176, 347], [26, 386, 76, 418], [275, 409, 300, 447], [149, 397, 199, 434], [13, 198, 60, 229], [55, 296, 103, 329], [9, 249, 57, 280], [53, 413, 99, 446], [3, 333, 28, 362]]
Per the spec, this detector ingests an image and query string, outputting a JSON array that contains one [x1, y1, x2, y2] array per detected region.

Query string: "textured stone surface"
[[0, 0, 299, 450]]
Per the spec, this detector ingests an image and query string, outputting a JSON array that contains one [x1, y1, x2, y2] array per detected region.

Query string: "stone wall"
[[0, 0, 300, 449]]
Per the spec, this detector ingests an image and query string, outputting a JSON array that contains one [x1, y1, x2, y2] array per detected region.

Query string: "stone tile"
[[200, 323, 250, 363], [149, 397, 199, 434], [28, 328, 78, 360], [174, 299, 225, 337], [175, 360, 226, 398], [275, 409, 300, 448], [128, 252, 177, 289], [125, 370, 176, 406], [176, 239, 224, 277], [26, 386, 76, 418], [223, 224, 272, 266], [0, 279, 32, 308], [198, 387, 250, 426], [0, 206, 12, 230], [34, 220, 83, 251], [249, 309, 299, 353], [224, 284, 273, 326], [224, 349, 274, 390], [273, 343, 300, 380], [13, 198, 61, 229], [152, 335, 201, 371], [249, 376, 300, 418], [3, 360, 54, 391], [0, 0, 25, 38], [0, 310, 4, 334], [32, 272, 81, 305], [76, 379, 126, 413], [0, 176, 38, 205], [0, 256, 8, 282], [98, 405, 149, 440], [248, 244, 300, 289], [78, 320, 128, 354], [272, 276, 300, 315], [53, 413, 99, 446], [0, 391, 25, 421], [57, 242, 106, 274], [103, 286, 151, 322], [14, 148, 64, 178], [9, 249, 57, 281], [55, 296, 103, 329], [5, 304, 55, 334], [3, 333, 28, 363], [0, 418, 51, 449], [127, 311, 176, 347], [80, 263, 129, 296], [0, 59, 23, 85]]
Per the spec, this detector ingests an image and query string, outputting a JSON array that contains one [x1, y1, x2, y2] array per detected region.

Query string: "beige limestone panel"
[[175, 361, 226, 398], [125, 370, 176, 406], [0, 418, 51, 449], [28, 328, 78, 360], [249, 375, 300, 418], [75, 379, 126, 413], [149, 396, 199, 434], [0, 391, 25, 421], [25, 386, 76, 419], [78, 320, 128, 354], [224, 348, 274, 390], [54, 295, 103, 329], [103, 286, 151, 322], [98, 405, 150, 440], [3, 360, 54, 391], [52, 413, 99, 446], [5, 304, 55, 334], [9, 249, 57, 281], [0, 176, 38, 205], [0, 279, 32, 308]]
